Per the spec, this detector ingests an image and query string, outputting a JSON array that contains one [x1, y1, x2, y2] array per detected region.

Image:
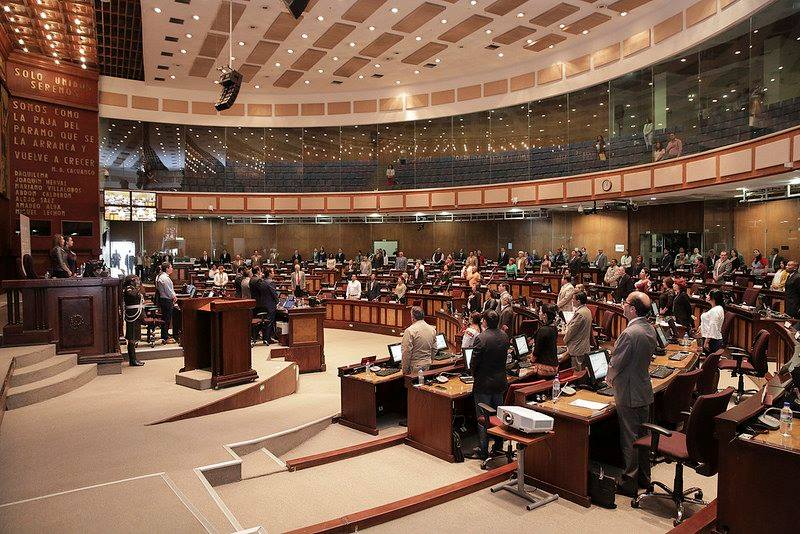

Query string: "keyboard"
[[375, 368, 401, 377], [433, 351, 457, 361], [669, 352, 689, 361], [459, 376, 474, 384], [649, 365, 675, 379]]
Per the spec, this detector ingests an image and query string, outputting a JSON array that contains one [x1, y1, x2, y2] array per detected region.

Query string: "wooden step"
[[11, 354, 78, 387], [11, 344, 57, 368], [6, 364, 96, 410]]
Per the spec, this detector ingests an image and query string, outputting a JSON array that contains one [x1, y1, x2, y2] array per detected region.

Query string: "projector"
[[497, 406, 553, 433]]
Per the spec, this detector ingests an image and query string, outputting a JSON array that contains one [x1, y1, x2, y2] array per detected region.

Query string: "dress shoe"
[[129, 360, 145, 367], [615, 482, 638, 498], [464, 447, 488, 460]]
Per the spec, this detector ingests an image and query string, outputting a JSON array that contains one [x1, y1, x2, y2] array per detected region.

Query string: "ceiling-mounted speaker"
[[282, 0, 310, 19], [214, 69, 243, 111]]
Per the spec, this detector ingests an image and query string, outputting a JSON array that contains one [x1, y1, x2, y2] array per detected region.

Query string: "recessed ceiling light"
[[81, 63, 86, 69], [548, 44, 553, 49], [526, 39, 534, 44], [287, 48, 293, 53], [516, 12, 524, 18], [470, 0, 477, 5], [414, 69, 419, 74], [180, 49, 186, 53], [369, 26, 375, 31], [497, 52, 503, 57], [582, 30, 589, 35], [186, 33, 192, 38], [275, 62, 281, 67], [332, 56, 339, 61], [440, 19, 447, 24], [39, 12, 46, 18], [304, 80, 310, 84], [485, 29, 492, 34], [620, 11, 628, 17], [559, 23, 565, 29], [2, 6, 9, 12], [415, 36, 422, 41], [650, 197, 657, 201], [153, 8, 162, 14], [358, 74, 364, 79], [238, 41, 245, 46], [74, 17, 81, 25], [374, 63, 381, 68], [391, 7, 399, 14], [680, 58, 686, 62], [435, 58, 441, 63], [192, 15, 199, 20], [255, 84, 260, 89], [317, 68, 323, 73], [317, 15, 324, 21], [395, 80, 400, 84], [301, 33, 308, 39], [170, 75, 176, 79]]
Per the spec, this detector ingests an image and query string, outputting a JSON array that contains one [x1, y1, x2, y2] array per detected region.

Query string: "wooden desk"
[[271, 306, 326, 373], [516, 352, 699, 507], [324, 298, 411, 336], [715, 384, 797, 534], [339, 363, 406, 435], [406, 376, 474, 462], [2, 277, 122, 368]]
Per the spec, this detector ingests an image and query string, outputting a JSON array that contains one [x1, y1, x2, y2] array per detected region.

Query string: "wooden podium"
[[271, 306, 326, 373], [179, 298, 257, 389]]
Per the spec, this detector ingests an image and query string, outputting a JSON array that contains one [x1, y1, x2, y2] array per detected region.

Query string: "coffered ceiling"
[[136, 0, 670, 94]]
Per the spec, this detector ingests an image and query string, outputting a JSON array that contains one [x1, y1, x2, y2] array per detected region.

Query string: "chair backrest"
[[685, 387, 735, 474], [749, 329, 770, 376], [734, 276, 750, 288], [601, 310, 615, 337], [659, 369, 701, 426], [742, 287, 760, 307], [23, 254, 38, 279], [721, 311, 736, 344], [697, 349, 722, 396]]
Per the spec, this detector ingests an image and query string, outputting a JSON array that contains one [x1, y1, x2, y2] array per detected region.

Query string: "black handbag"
[[588, 465, 617, 509]]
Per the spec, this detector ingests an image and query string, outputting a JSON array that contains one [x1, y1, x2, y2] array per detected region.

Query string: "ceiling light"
[[497, 52, 503, 57], [304, 80, 310, 84], [317, 15, 324, 21], [238, 41, 245, 46], [369, 26, 375, 31], [391, 7, 399, 14], [22, 47, 28, 52], [317, 68, 323, 73], [485, 29, 492, 34], [301, 33, 308, 39], [81, 63, 86, 69], [395, 80, 400, 84], [17, 38, 23, 45], [414, 69, 420, 74], [358, 74, 364, 79], [582, 30, 589, 35], [2, 6, 9, 12], [526, 39, 534, 44], [415, 36, 422, 41], [333, 56, 339, 61], [170, 75, 176, 79], [54, 59, 59, 65], [548, 44, 553, 49], [559, 23, 565, 29], [620, 11, 628, 17], [470, 0, 477, 5], [180, 49, 187, 54], [441, 19, 447, 24], [435, 58, 441, 63], [192, 15, 199, 20], [287, 49, 293, 53], [39, 12, 46, 18], [74, 18, 81, 25], [374, 63, 381, 68], [349, 42, 355, 47], [186, 33, 192, 38], [650, 197, 657, 201], [680, 58, 686, 62], [275, 62, 281, 67], [255, 84, 260, 89], [516, 12, 524, 18], [153, 7, 161, 14]]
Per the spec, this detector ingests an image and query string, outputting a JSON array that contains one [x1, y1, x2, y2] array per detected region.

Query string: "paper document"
[[570, 399, 609, 411]]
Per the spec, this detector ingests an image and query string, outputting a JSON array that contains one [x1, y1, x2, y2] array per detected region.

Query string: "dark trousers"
[[706, 338, 723, 354], [158, 298, 173, 340], [474, 392, 505, 456], [52, 269, 69, 278], [617, 403, 651, 490], [254, 307, 276, 342]]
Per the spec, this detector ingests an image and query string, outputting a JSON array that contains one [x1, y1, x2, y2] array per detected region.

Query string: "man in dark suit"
[[467, 310, 509, 460], [366, 273, 383, 301], [291, 249, 302, 263], [466, 287, 481, 314], [219, 248, 231, 264], [335, 248, 346, 264], [482, 288, 499, 312], [607, 291, 657, 497], [498, 247, 510, 266], [784, 261, 799, 323], [660, 248, 673, 274], [498, 294, 514, 335], [614, 267, 635, 302], [250, 266, 279, 344], [568, 250, 582, 276], [199, 250, 211, 267]]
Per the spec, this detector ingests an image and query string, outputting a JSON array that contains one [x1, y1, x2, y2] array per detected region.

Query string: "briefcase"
[[588, 465, 617, 509]]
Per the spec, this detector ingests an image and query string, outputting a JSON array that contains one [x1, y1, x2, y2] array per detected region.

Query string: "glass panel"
[[490, 103, 529, 183], [567, 83, 609, 174], [264, 128, 302, 192], [652, 53, 698, 161], [416, 116, 453, 187], [303, 126, 341, 192], [342, 125, 378, 191], [530, 94, 567, 179], [609, 68, 653, 166], [378, 121, 413, 189], [184, 126, 226, 192], [99, 118, 143, 190], [226, 127, 265, 192]]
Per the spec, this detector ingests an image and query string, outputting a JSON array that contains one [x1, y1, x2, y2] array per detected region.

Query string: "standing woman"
[[699, 289, 725, 353], [505, 257, 518, 278], [394, 275, 407, 303], [50, 234, 72, 278], [672, 278, 693, 330], [539, 253, 552, 273]]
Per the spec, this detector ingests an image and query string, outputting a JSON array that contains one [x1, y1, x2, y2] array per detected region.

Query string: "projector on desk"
[[497, 406, 553, 434]]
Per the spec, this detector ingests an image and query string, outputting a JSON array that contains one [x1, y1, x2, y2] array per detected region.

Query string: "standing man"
[[432, 248, 445, 264], [135, 250, 144, 278], [595, 249, 608, 273], [784, 260, 799, 324], [199, 250, 211, 267], [291, 249, 302, 263], [219, 248, 231, 264], [568, 249, 582, 276], [251, 267, 279, 344], [346, 274, 362, 300], [291, 263, 306, 298], [564, 291, 593, 369], [498, 247, 510, 267], [660, 248, 673, 274], [768, 248, 785, 273], [335, 248, 346, 264], [366, 273, 383, 301], [498, 294, 514, 334], [467, 310, 509, 460], [557, 275, 576, 312], [606, 291, 657, 497], [156, 262, 177, 344], [394, 251, 408, 272], [400, 306, 436, 375], [713, 250, 733, 282]]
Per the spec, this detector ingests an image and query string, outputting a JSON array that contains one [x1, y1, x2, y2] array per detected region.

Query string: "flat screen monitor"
[[131, 191, 156, 207], [651, 301, 659, 317], [587, 351, 609, 382], [512, 335, 530, 358], [656, 325, 669, 348], [132, 207, 156, 222], [104, 190, 130, 206], [104, 206, 130, 221], [463, 348, 474, 368], [388, 343, 402, 364], [435, 333, 447, 351]]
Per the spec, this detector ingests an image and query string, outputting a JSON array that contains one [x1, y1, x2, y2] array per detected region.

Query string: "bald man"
[[607, 291, 657, 497]]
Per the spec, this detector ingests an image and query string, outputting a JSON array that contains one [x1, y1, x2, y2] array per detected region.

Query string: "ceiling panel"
[[529, 3, 580, 27], [438, 14, 493, 43], [313, 22, 357, 49], [189, 57, 216, 77], [273, 69, 304, 88], [263, 12, 302, 41], [291, 48, 327, 70], [484, 0, 529, 16], [391, 2, 447, 33], [342, 0, 390, 23], [238, 63, 262, 82], [402, 42, 448, 65], [563, 12, 612, 34], [198, 33, 228, 58], [333, 56, 371, 77], [246, 41, 280, 64], [210, 1, 246, 33], [524, 33, 567, 52], [360, 32, 404, 58], [493, 26, 537, 45], [608, 0, 655, 13]]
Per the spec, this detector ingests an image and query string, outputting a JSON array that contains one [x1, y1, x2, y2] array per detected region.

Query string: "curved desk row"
[[323, 298, 411, 336]]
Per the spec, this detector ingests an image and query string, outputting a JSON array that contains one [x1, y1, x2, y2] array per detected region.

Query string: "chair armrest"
[[642, 422, 672, 437], [680, 410, 691, 417], [477, 403, 496, 417]]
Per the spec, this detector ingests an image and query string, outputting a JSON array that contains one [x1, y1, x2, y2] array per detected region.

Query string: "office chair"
[[719, 329, 769, 404], [720, 311, 737, 348], [594, 310, 615, 343], [23, 254, 38, 279], [655, 369, 701, 431], [695, 349, 722, 397], [518, 319, 538, 338], [251, 312, 272, 346], [141, 306, 164, 348], [631, 387, 735, 526], [741, 287, 760, 307]]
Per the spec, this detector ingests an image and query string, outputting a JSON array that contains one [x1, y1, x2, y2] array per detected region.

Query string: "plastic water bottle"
[[417, 368, 424, 386], [780, 402, 793, 436], [552, 375, 561, 403], [683, 332, 691, 347]]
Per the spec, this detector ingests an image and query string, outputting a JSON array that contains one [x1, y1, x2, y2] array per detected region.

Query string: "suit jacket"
[[557, 283, 575, 311], [595, 254, 608, 273], [413, 268, 425, 284], [614, 274, 635, 302], [335, 252, 345, 263], [251, 277, 278, 312], [769, 254, 785, 271], [483, 298, 499, 312], [467, 293, 481, 314], [395, 256, 408, 271], [470, 328, 510, 395], [673, 291, 693, 329], [220, 252, 231, 263], [366, 281, 383, 301], [290, 271, 306, 290], [498, 252, 510, 265], [713, 259, 732, 280], [660, 254, 673, 273], [499, 305, 514, 334], [785, 271, 800, 319], [568, 256, 581, 275], [607, 317, 657, 408], [564, 305, 592, 356]]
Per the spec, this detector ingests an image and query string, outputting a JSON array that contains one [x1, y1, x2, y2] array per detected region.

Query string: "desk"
[[715, 385, 797, 533], [324, 298, 411, 336], [271, 306, 326, 373], [406, 376, 474, 462], [516, 351, 699, 507], [338, 363, 406, 435]]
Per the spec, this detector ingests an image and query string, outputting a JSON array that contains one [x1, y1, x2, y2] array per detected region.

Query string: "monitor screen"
[[104, 190, 130, 206], [656, 325, 669, 348], [588, 351, 609, 381], [435, 333, 447, 351], [104, 206, 130, 221], [131, 191, 156, 207], [562, 310, 574, 323], [132, 207, 156, 222], [463, 348, 473, 368], [388, 343, 402, 364], [651, 302, 659, 316], [513, 335, 530, 357]]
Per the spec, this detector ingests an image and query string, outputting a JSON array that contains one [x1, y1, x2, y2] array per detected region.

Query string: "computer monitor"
[[463, 348, 474, 368], [512, 335, 530, 358], [587, 350, 609, 383], [562, 310, 574, 324], [435, 333, 448, 351], [655, 325, 669, 348], [651, 301, 659, 317], [388, 343, 402, 365], [667, 317, 679, 340]]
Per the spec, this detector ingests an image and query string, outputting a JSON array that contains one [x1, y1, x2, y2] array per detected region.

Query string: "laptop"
[[586, 350, 614, 396], [376, 343, 403, 376]]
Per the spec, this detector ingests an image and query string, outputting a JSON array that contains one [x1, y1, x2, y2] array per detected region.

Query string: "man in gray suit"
[[564, 291, 592, 369], [394, 251, 408, 272], [595, 249, 608, 273], [607, 290, 657, 497]]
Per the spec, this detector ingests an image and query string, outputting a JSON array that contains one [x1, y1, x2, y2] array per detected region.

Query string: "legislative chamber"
[[1, 1, 799, 533]]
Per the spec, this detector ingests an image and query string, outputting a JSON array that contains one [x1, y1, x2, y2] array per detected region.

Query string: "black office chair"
[[23, 254, 38, 279], [695, 349, 722, 397], [655, 369, 701, 431], [632, 387, 735, 525], [475, 403, 515, 471], [719, 329, 769, 404]]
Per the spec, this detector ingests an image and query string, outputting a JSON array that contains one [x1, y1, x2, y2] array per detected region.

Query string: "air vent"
[[161, 51, 174, 57], [157, 65, 169, 70], [154, 77, 165, 81], [331, 80, 343, 85], [174, 0, 191, 4], [165, 36, 179, 42], [169, 17, 184, 24], [423, 63, 437, 68], [371, 73, 383, 78], [485, 44, 500, 50]]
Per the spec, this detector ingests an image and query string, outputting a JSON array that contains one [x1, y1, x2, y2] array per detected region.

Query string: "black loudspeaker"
[[214, 69, 243, 111], [282, 0, 309, 19]]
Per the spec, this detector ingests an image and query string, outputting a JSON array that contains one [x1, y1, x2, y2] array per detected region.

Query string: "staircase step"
[[11, 354, 78, 387], [7, 364, 96, 410], [12, 344, 57, 368]]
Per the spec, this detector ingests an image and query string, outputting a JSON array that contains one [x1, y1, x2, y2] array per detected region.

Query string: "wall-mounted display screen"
[[104, 190, 130, 206], [131, 191, 156, 207], [104, 206, 131, 221], [132, 207, 156, 222]]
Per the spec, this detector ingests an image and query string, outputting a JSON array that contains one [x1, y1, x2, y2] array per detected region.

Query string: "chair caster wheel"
[[694, 491, 703, 500], [631, 499, 639, 508]]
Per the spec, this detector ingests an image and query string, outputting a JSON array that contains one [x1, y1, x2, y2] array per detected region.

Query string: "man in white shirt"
[[156, 263, 177, 344], [346, 274, 362, 300], [557, 275, 576, 312], [620, 251, 632, 269]]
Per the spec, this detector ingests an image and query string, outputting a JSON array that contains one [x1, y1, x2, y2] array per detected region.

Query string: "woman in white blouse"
[[699, 289, 725, 353], [325, 253, 336, 270], [461, 312, 482, 349], [771, 260, 788, 291], [213, 265, 229, 294], [620, 251, 632, 269]]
